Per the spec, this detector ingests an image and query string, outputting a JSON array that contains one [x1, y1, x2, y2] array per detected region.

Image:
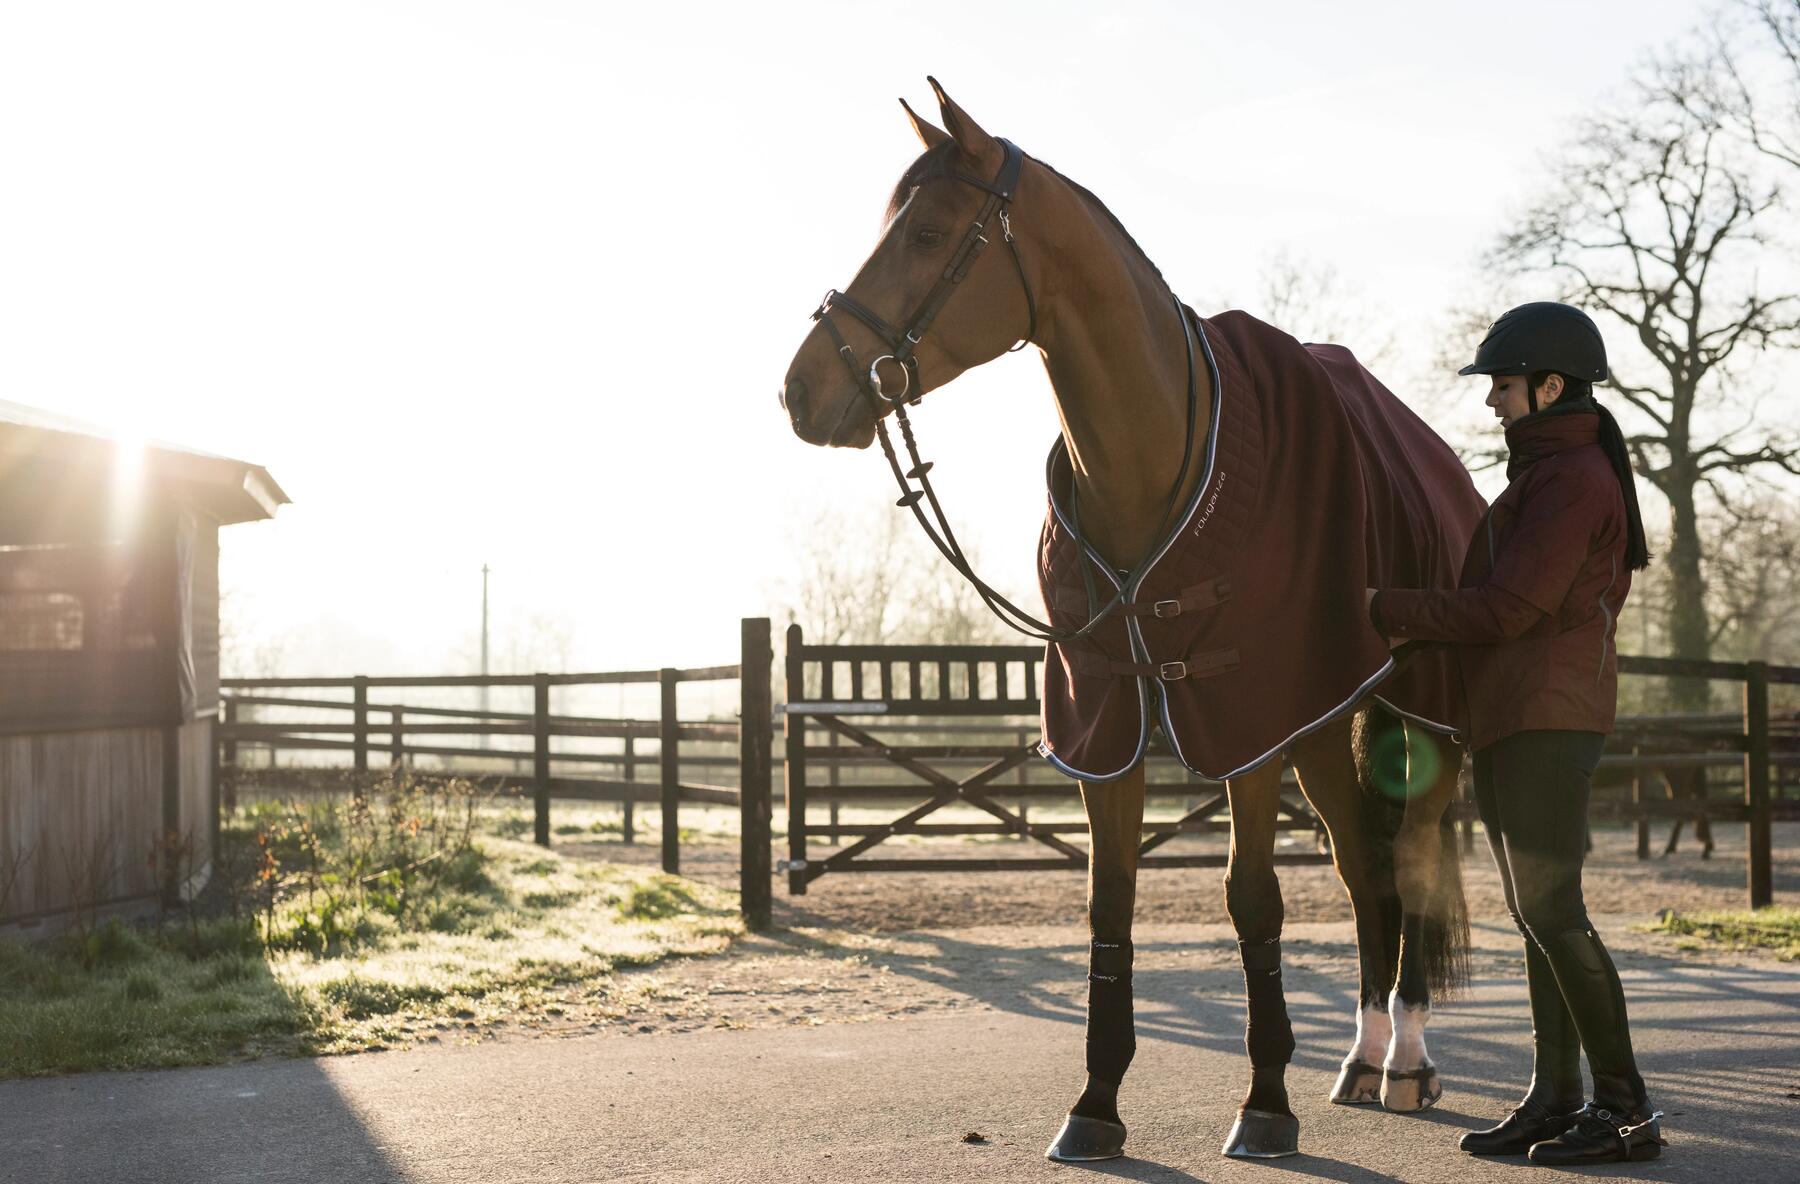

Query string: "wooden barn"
[[0, 400, 287, 936]]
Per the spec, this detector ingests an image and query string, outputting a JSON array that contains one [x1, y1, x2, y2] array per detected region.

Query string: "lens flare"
[[1371, 726, 1444, 801]]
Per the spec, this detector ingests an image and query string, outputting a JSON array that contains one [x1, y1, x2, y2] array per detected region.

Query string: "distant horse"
[[778, 78, 1475, 1161]]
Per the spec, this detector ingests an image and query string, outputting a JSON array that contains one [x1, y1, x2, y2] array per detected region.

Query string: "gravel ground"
[[581, 818, 1800, 932], [460, 820, 1798, 1045]]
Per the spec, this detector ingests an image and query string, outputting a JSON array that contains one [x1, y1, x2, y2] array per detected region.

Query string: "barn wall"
[[0, 726, 164, 930], [191, 515, 220, 718]]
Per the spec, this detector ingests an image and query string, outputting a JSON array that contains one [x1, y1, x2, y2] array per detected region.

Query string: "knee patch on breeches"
[[1239, 937, 1296, 1068], [1517, 895, 1593, 951], [1085, 939, 1135, 1083]]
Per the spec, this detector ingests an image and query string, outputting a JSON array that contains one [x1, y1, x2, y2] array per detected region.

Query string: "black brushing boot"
[[1047, 939, 1132, 1163], [1528, 926, 1667, 1165], [1461, 935, 1585, 1155], [1221, 937, 1298, 1159]]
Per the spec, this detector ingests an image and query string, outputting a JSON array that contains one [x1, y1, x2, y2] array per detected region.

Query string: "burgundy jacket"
[[1369, 409, 1630, 752]]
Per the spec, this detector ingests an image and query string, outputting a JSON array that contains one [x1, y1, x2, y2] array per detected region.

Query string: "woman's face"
[[1484, 373, 1562, 427]]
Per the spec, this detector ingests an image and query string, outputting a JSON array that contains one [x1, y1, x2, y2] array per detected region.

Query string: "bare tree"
[[1714, 1, 1800, 170], [1700, 490, 1800, 662], [1488, 55, 1800, 706], [770, 503, 1011, 646]]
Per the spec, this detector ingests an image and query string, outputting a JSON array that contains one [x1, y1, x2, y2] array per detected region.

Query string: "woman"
[[1365, 302, 1665, 1165]]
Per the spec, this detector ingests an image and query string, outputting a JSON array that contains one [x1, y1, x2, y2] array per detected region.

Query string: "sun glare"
[[107, 432, 146, 539]]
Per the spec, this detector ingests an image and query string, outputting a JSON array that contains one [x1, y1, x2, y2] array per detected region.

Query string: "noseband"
[[811, 137, 1037, 407], [807, 138, 1198, 645]]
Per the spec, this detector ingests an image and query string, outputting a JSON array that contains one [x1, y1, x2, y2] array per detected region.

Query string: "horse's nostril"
[[781, 377, 807, 416]]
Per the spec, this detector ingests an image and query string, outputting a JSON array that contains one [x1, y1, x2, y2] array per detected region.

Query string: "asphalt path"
[[3, 921, 1797, 1184]]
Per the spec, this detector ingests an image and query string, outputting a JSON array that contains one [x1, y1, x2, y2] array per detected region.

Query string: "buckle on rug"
[[1152, 599, 1182, 618], [1158, 661, 1187, 681]]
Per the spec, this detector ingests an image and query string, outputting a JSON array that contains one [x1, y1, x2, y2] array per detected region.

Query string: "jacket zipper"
[[1596, 553, 1617, 686]]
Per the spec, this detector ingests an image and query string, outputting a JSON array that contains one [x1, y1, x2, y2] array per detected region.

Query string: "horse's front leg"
[[1382, 724, 1464, 1112], [1045, 762, 1146, 1163], [1220, 756, 1300, 1159]]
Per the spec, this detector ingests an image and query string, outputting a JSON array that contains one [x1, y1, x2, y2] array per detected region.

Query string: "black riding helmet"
[[1459, 301, 1609, 383]]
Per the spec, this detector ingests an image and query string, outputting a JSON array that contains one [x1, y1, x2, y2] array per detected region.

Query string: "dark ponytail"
[[1528, 371, 1652, 571], [1593, 401, 1651, 571]]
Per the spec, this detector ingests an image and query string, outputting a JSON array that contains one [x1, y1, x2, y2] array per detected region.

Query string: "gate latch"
[[775, 858, 810, 872]]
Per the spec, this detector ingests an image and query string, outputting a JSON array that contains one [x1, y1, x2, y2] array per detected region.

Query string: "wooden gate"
[[779, 625, 1331, 893]]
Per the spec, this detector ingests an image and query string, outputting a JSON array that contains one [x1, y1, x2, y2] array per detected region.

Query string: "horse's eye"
[[912, 227, 945, 249]]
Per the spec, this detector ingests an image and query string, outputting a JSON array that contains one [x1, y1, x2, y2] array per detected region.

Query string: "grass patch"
[[1645, 907, 1800, 960], [0, 774, 743, 1079]]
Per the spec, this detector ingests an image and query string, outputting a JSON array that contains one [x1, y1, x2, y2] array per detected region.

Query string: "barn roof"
[[0, 398, 289, 529]]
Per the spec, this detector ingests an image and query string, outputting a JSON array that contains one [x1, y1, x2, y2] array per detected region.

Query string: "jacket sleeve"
[[1370, 583, 1545, 644], [1369, 463, 1606, 644]]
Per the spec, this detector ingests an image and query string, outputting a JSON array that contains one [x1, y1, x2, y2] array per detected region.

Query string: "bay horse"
[[777, 78, 1470, 1162]]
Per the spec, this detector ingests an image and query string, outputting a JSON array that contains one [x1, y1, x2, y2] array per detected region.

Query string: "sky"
[[0, 0, 1728, 675]]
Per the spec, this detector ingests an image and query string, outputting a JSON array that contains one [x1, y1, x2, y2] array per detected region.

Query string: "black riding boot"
[[1538, 926, 1646, 1111], [1459, 937, 1585, 1155], [1529, 1101, 1666, 1165], [1526, 926, 1665, 1164]]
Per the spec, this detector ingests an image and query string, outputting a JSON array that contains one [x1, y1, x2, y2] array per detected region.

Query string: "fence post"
[[1632, 746, 1649, 860], [1459, 755, 1475, 854], [390, 708, 405, 770], [221, 698, 239, 816], [1745, 661, 1772, 909], [660, 668, 680, 875], [827, 730, 840, 845], [622, 734, 637, 844], [785, 624, 808, 896], [739, 618, 773, 931], [534, 674, 551, 848], [352, 676, 369, 776]]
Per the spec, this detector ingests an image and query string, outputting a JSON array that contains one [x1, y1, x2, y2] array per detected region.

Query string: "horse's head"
[[779, 78, 1038, 448]]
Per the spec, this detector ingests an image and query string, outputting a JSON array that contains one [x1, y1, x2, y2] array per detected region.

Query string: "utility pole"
[[480, 563, 491, 749]]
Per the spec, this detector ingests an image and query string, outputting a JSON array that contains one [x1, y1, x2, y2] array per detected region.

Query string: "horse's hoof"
[[1221, 1107, 1299, 1159], [1045, 1114, 1126, 1162], [1380, 1062, 1442, 1113], [1329, 1058, 1383, 1105]]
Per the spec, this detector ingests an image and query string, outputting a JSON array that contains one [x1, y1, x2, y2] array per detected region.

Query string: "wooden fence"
[[219, 622, 1795, 929]]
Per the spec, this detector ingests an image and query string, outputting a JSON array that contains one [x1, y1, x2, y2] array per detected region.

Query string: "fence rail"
[[219, 625, 1797, 928], [221, 663, 744, 877]]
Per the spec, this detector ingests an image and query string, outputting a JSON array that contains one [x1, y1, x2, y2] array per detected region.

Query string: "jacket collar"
[[1505, 399, 1600, 480]]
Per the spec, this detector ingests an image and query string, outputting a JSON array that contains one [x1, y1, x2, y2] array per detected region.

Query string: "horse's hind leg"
[[1382, 723, 1466, 1113], [1045, 763, 1145, 1163], [1288, 717, 1394, 1106], [1219, 756, 1300, 1159]]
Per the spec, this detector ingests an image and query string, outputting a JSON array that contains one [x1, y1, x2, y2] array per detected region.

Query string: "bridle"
[[808, 138, 1201, 644], [812, 138, 1036, 409]]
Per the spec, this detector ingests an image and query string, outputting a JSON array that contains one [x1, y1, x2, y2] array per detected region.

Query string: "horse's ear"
[[899, 97, 950, 151], [926, 76, 1001, 169]]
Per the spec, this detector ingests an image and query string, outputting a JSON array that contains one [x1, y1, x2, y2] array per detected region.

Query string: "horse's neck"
[[1038, 201, 1209, 568]]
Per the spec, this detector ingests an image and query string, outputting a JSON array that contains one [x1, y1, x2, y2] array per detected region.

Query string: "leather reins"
[[809, 138, 1201, 644]]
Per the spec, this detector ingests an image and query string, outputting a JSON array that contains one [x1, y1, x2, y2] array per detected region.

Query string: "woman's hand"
[[1367, 588, 1405, 648]]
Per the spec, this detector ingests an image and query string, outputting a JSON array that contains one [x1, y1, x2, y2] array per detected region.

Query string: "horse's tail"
[[1351, 702, 1470, 999]]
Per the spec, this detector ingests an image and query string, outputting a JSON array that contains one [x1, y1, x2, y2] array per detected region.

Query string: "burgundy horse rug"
[[1037, 308, 1487, 781]]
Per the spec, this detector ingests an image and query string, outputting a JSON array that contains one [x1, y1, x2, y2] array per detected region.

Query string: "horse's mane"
[[884, 142, 1174, 296]]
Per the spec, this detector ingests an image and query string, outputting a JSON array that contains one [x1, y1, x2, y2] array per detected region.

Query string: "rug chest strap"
[[1065, 646, 1240, 682], [1052, 576, 1232, 619]]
